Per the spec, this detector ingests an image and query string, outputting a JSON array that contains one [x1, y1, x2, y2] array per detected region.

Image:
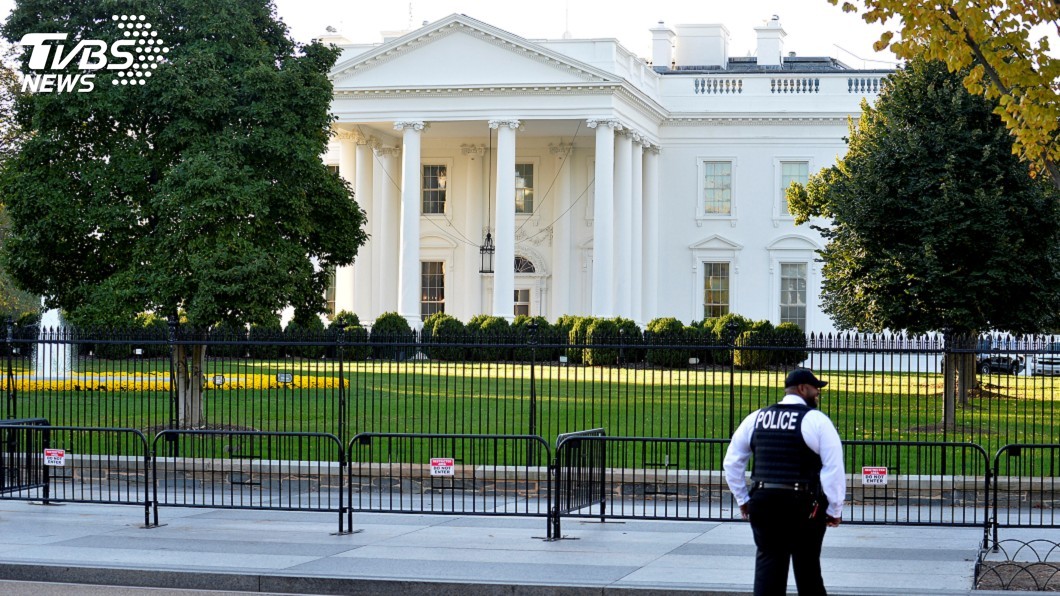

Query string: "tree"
[[0, 43, 38, 321], [0, 1, 367, 427], [829, 0, 1060, 189], [787, 58, 1060, 429]]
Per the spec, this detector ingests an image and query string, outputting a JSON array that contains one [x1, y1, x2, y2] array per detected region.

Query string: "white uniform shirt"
[[723, 395, 846, 518]]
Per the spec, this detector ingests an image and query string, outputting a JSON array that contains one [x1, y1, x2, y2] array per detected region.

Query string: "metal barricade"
[[992, 444, 1060, 546], [0, 418, 49, 497], [844, 440, 990, 543], [0, 421, 153, 527], [551, 428, 606, 538], [152, 430, 347, 533], [551, 436, 734, 538], [347, 433, 552, 536]]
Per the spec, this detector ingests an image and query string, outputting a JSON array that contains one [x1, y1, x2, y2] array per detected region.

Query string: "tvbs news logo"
[[19, 14, 170, 93]]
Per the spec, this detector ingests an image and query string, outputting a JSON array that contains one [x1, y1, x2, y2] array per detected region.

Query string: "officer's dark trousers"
[[747, 488, 829, 596]]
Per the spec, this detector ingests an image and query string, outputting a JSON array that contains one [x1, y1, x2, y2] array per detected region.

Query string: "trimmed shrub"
[[248, 316, 283, 359], [734, 320, 775, 370], [645, 317, 689, 368], [424, 313, 466, 361], [611, 317, 644, 364], [285, 312, 326, 359], [710, 313, 754, 365], [472, 316, 511, 361], [512, 315, 551, 361], [584, 318, 620, 366], [566, 316, 595, 364], [328, 311, 371, 361], [370, 312, 413, 360], [773, 322, 809, 367], [209, 320, 247, 359]]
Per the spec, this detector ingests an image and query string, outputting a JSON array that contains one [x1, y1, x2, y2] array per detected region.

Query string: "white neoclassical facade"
[[321, 14, 890, 331]]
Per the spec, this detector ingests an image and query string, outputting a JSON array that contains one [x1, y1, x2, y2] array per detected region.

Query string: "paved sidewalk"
[[0, 500, 1050, 595]]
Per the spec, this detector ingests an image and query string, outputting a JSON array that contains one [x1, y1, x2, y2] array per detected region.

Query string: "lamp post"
[[479, 231, 495, 274]]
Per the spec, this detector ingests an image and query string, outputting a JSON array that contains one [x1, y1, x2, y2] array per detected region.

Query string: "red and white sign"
[[43, 448, 66, 467], [430, 457, 455, 477], [861, 466, 888, 486]]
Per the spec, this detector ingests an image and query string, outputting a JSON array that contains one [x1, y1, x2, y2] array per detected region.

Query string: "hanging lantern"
[[479, 231, 495, 274]]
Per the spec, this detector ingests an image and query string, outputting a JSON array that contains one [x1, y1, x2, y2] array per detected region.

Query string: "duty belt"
[[753, 481, 815, 492]]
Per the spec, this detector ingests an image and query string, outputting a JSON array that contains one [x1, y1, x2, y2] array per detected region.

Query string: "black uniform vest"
[[749, 403, 822, 487]]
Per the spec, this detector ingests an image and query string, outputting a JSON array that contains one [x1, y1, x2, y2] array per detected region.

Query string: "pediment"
[[766, 234, 821, 251], [689, 235, 743, 251], [331, 14, 616, 89]]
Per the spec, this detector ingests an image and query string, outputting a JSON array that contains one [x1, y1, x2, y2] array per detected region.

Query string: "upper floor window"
[[515, 163, 534, 214], [702, 161, 732, 215], [780, 162, 808, 215], [422, 165, 447, 215]]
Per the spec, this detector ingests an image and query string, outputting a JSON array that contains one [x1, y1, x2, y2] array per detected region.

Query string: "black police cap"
[[785, 369, 828, 389]]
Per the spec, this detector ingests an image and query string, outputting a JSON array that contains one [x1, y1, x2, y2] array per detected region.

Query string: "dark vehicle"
[[976, 338, 1023, 375]]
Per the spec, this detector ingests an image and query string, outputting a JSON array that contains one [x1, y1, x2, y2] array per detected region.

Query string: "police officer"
[[723, 369, 845, 596]]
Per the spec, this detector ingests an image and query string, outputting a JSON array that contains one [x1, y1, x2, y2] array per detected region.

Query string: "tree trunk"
[[942, 333, 978, 432], [942, 351, 957, 433], [173, 343, 207, 428]]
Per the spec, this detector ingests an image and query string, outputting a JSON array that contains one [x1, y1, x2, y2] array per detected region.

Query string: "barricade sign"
[[861, 466, 888, 486], [44, 448, 66, 467], [430, 458, 454, 476]]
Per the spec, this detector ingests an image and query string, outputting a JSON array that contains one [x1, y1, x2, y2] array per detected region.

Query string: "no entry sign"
[[430, 458, 455, 477]]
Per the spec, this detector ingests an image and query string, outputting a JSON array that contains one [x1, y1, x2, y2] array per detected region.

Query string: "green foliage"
[[710, 313, 753, 365], [325, 311, 368, 361], [284, 312, 326, 359], [0, 0, 367, 328], [511, 315, 551, 361], [470, 316, 511, 361], [565, 316, 595, 364], [370, 312, 412, 360], [423, 313, 466, 361], [788, 58, 1060, 335], [773, 322, 809, 367], [645, 317, 690, 368], [247, 316, 283, 360], [584, 318, 620, 366], [611, 317, 644, 364], [733, 321, 775, 369], [209, 320, 247, 359]]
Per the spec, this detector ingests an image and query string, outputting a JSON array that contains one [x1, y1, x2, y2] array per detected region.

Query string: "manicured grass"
[[8, 359, 1059, 470]]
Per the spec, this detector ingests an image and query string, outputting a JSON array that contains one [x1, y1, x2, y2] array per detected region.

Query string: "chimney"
[[754, 15, 786, 67], [650, 21, 675, 72], [673, 24, 730, 69]]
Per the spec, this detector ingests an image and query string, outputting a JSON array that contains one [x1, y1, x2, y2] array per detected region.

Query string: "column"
[[462, 144, 486, 317], [630, 135, 644, 326], [588, 119, 618, 318], [550, 141, 574, 318], [374, 145, 401, 317], [613, 129, 633, 320], [489, 119, 520, 321], [354, 140, 375, 320], [643, 146, 660, 322], [335, 132, 357, 315], [394, 120, 425, 330]]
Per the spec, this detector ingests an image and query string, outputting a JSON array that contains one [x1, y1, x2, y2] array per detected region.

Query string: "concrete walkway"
[[0, 499, 1052, 595]]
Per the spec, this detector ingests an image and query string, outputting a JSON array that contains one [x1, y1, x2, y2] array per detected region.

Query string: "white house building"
[[321, 13, 890, 331]]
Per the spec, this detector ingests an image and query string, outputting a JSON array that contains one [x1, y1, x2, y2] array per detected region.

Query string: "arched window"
[[514, 256, 536, 273]]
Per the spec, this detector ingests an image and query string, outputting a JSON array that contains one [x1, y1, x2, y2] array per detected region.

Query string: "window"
[[514, 289, 531, 317], [702, 161, 732, 215], [515, 163, 534, 214], [703, 262, 730, 319], [780, 263, 807, 330], [420, 261, 444, 319], [780, 161, 808, 215], [422, 165, 447, 214], [324, 267, 336, 317], [326, 165, 339, 176], [515, 256, 536, 273]]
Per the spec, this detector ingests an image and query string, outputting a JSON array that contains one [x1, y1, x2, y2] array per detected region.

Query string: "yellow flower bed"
[[12, 373, 346, 392]]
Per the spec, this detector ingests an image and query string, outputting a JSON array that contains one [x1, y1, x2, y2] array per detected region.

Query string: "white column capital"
[[374, 146, 400, 158], [393, 120, 427, 132], [461, 143, 487, 156], [488, 118, 521, 130], [357, 135, 379, 148], [334, 128, 362, 143], [587, 118, 622, 131]]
